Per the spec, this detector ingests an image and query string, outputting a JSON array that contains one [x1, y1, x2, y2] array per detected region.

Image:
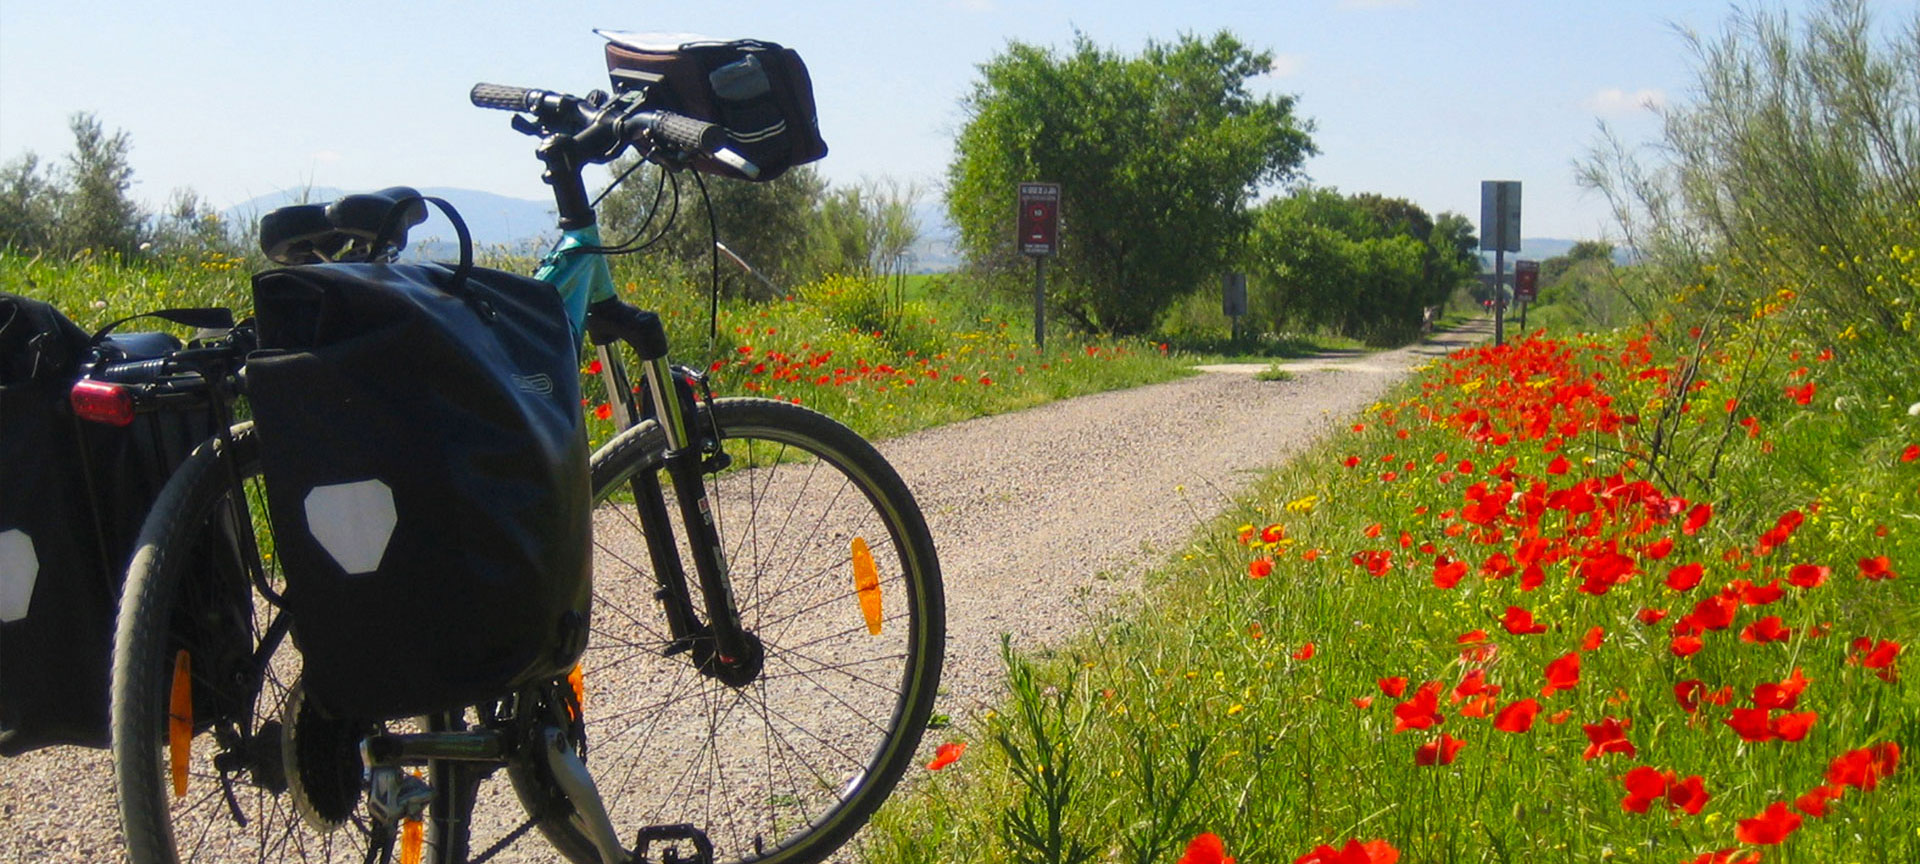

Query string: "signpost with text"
[[1018, 183, 1060, 349], [1514, 258, 1539, 333], [1480, 180, 1521, 345]]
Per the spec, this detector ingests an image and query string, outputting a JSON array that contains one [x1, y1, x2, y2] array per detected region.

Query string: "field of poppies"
[[867, 310, 1917, 864]]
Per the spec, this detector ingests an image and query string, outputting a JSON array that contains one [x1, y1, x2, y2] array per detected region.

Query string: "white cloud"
[[1585, 88, 1667, 116], [1268, 53, 1305, 77]]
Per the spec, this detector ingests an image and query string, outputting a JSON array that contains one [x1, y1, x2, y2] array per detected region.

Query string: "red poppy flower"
[[1364, 522, 1383, 539], [1772, 711, 1818, 742], [593, 403, 613, 421], [1477, 697, 1535, 734], [1415, 733, 1466, 766], [1457, 629, 1489, 645], [1248, 557, 1274, 579], [1248, 621, 1265, 640], [1674, 680, 1707, 714], [1740, 616, 1792, 643], [1293, 642, 1316, 661], [1352, 696, 1374, 709], [927, 741, 966, 770], [1726, 708, 1774, 743], [1620, 765, 1669, 813], [1858, 555, 1895, 580], [1581, 626, 1606, 651], [1548, 708, 1573, 725], [1682, 503, 1713, 535], [1734, 801, 1803, 845], [1636, 607, 1670, 625], [1666, 563, 1705, 591], [1582, 716, 1635, 760], [1178, 832, 1235, 864], [1501, 606, 1548, 635], [1541, 653, 1581, 697], [1392, 681, 1444, 733], [1849, 638, 1900, 680], [1753, 668, 1809, 710], [1261, 523, 1286, 543], [1292, 839, 1399, 864], [1903, 444, 1920, 463], [1670, 634, 1705, 657], [1642, 537, 1675, 560], [1668, 774, 1709, 815], [1784, 381, 1816, 406], [1684, 851, 1759, 864], [1788, 563, 1830, 588], [1432, 556, 1468, 589], [1547, 455, 1571, 475], [1793, 784, 1843, 817], [1826, 742, 1900, 790], [1378, 677, 1409, 698], [1739, 579, 1785, 605]]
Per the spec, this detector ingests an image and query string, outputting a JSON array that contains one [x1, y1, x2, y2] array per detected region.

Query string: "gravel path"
[[0, 318, 1488, 862]]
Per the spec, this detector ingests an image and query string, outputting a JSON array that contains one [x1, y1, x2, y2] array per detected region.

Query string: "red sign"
[[1018, 183, 1059, 257], [1514, 259, 1539, 302]]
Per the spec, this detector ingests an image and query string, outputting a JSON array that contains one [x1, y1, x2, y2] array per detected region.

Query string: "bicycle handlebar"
[[469, 82, 724, 160]]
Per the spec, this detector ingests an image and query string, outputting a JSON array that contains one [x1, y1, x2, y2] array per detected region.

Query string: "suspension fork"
[[587, 300, 753, 672]]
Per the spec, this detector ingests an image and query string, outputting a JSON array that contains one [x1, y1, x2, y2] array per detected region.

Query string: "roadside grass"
[[0, 250, 1197, 447], [865, 320, 1917, 864]]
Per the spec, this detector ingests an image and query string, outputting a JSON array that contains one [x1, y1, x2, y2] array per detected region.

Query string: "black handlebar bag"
[[601, 33, 828, 182], [248, 242, 591, 721]]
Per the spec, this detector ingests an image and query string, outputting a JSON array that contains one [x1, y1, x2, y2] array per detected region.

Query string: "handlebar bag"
[[248, 260, 591, 721], [0, 295, 211, 754], [600, 32, 828, 182]]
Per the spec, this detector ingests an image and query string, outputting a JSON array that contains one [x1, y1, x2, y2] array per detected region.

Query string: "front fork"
[[587, 299, 757, 682]]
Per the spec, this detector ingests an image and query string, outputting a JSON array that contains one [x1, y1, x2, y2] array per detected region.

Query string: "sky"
[[0, 0, 1875, 241]]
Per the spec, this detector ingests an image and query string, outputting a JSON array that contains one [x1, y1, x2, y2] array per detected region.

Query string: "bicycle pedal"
[[634, 823, 714, 864]]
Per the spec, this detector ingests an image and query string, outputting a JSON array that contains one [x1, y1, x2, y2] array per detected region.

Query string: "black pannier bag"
[[0, 294, 210, 755], [599, 31, 828, 182], [247, 232, 591, 721]]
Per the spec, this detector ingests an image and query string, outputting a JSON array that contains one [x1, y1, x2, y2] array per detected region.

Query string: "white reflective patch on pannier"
[[304, 481, 396, 575], [0, 529, 38, 623]]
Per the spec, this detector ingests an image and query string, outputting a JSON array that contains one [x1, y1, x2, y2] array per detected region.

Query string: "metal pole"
[[1493, 248, 1506, 347], [1033, 256, 1046, 351]]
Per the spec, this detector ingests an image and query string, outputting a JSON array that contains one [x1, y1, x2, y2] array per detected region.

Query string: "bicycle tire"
[[111, 425, 442, 864], [518, 396, 945, 864]]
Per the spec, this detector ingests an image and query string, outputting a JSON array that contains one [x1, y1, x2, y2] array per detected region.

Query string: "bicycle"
[[101, 61, 945, 864]]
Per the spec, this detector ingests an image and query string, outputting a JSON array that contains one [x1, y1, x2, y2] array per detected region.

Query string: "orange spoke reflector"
[[168, 649, 192, 799], [399, 817, 425, 864], [852, 537, 883, 635], [567, 663, 586, 721]]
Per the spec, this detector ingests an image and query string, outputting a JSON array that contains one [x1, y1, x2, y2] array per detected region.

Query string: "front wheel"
[[528, 397, 945, 864]]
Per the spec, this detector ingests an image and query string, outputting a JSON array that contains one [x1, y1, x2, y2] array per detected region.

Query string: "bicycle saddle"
[[259, 186, 428, 265]]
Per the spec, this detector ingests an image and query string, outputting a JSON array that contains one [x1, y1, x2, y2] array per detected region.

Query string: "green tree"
[[0, 152, 59, 251], [600, 163, 826, 295], [58, 112, 144, 256], [947, 30, 1315, 335], [1540, 239, 1615, 286], [810, 178, 921, 280]]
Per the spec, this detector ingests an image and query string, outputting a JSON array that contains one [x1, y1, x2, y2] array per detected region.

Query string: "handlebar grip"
[[638, 111, 727, 155], [470, 83, 542, 111]]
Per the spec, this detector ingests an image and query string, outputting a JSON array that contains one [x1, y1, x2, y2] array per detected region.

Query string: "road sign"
[[1480, 181, 1521, 253], [1222, 273, 1248, 318], [1018, 183, 1060, 257], [1514, 259, 1540, 303]]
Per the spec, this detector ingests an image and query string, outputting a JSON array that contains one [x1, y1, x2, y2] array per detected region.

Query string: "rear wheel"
[[526, 397, 945, 864], [110, 426, 427, 864]]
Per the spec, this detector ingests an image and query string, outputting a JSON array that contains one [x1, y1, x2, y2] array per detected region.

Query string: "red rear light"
[[71, 380, 137, 427]]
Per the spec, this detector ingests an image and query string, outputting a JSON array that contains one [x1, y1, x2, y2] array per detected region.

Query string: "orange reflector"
[[851, 537, 882, 635], [399, 816, 424, 864], [567, 664, 585, 721], [168, 649, 192, 798]]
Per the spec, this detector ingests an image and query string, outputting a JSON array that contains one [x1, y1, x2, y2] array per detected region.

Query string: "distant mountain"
[[1480, 238, 1636, 270], [223, 187, 557, 253], [908, 201, 961, 273]]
